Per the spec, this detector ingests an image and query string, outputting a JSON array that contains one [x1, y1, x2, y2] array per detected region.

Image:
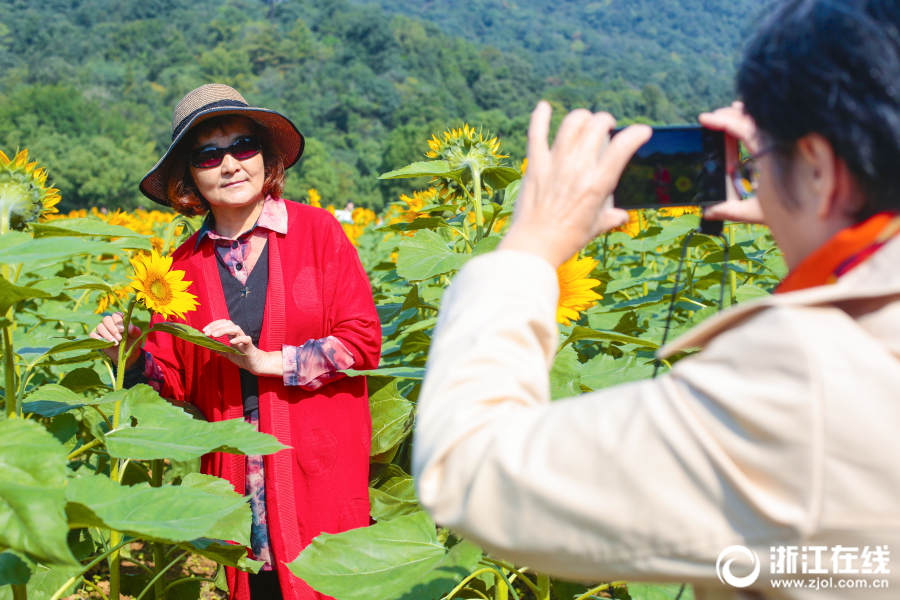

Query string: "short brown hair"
[[166, 115, 285, 216]]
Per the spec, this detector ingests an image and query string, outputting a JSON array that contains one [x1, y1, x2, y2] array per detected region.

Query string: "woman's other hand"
[[699, 102, 767, 225], [498, 101, 652, 268], [203, 319, 281, 376], [89, 312, 143, 368]]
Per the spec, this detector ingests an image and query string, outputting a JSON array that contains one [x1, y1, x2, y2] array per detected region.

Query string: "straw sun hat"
[[139, 83, 305, 206]]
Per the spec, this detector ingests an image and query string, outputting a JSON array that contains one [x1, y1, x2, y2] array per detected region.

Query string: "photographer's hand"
[[498, 101, 652, 268], [699, 101, 767, 225]]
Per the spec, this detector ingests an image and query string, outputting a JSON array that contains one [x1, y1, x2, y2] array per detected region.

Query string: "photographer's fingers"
[[504, 109, 648, 267], [525, 102, 552, 178], [550, 108, 593, 153], [576, 124, 650, 238], [580, 112, 617, 162], [703, 197, 767, 224], [592, 202, 630, 237], [597, 124, 653, 194], [698, 105, 758, 153]]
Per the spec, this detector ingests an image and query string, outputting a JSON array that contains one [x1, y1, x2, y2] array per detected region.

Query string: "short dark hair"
[[737, 0, 900, 219], [166, 115, 285, 216]]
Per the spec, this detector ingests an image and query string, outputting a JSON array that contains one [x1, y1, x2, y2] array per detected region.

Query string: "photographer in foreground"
[[412, 0, 900, 597]]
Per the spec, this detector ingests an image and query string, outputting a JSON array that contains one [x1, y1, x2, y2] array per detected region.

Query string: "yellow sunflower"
[[675, 176, 692, 192], [352, 207, 376, 226], [94, 286, 132, 315], [342, 223, 364, 246], [425, 124, 507, 200], [386, 188, 443, 236], [658, 206, 701, 218], [129, 250, 198, 319], [557, 255, 602, 326], [0, 149, 62, 230], [308, 188, 322, 208], [612, 210, 642, 238], [425, 124, 507, 162]]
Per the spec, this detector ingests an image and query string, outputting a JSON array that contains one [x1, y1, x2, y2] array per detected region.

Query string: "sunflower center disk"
[[149, 279, 172, 303]]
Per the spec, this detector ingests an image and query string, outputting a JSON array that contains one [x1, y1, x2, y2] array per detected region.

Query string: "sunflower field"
[[0, 125, 786, 600]]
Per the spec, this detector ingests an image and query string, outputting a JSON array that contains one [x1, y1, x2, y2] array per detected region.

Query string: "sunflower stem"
[[602, 233, 609, 269], [151, 459, 166, 600], [472, 167, 484, 243], [160, 216, 187, 257], [573, 581, 628, 600], [638, 211, 649, 297], [728, 224, 737, 306], [108, 296, 138, 600], [72, 289, 90, 311], [122, 330, 150, 370], [536, 574, 550, 600], [49, 537, 134, 600], [3, 325, 16, 419], [1, 206, 18, 419], [493, 567, 510, 600], [11, 584, 26, 600], [114, 298, 138, 403]]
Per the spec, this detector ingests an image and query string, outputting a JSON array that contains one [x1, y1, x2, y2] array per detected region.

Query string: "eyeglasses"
[[734, 145, 776, 200], [189, 136, 262, 169]]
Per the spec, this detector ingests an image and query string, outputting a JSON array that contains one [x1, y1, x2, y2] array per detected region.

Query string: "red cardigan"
[[142, 200, 381, 600]]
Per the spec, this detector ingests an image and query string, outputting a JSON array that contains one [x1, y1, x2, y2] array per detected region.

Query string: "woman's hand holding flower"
[[203, 319, 282, 376], [90, 312, 143, 368]]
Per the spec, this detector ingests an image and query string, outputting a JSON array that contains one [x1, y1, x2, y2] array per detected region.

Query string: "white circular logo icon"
[[716, 545, 761, 588]]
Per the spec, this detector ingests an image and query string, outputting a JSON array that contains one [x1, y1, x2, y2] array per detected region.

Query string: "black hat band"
[[172, 99, 250, 141]]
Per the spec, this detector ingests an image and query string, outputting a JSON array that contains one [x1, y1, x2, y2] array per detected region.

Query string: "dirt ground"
[[68, 542, 228, 600]]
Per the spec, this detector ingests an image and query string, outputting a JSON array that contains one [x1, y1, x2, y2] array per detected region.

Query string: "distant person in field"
[[90, 84, 381, 600], [413, 1, 900, 598], [334, 200, 355, 224]]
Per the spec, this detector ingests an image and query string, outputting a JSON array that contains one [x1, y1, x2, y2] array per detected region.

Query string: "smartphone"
[[611, 125, 733, 209]]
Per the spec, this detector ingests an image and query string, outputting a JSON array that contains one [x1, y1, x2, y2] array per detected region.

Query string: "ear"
[[794, 133, 838, 218], [794, 134, 865, 219]]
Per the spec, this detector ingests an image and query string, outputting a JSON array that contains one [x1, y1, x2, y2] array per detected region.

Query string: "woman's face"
[[189, 119, 266, 211], [752, 134, 862, 270]]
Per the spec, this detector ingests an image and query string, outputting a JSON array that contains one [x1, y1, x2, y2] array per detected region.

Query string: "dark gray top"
[[216, 242, 269, 414]]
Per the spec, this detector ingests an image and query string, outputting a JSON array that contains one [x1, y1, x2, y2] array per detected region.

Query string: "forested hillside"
[[0, 0, 762, 211], [361, 0, 759, 118]]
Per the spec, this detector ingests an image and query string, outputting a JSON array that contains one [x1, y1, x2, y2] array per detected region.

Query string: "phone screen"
[[612, 126, 726, 209]]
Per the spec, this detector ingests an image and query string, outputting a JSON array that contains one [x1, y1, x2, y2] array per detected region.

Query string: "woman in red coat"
[[90, 84, 381, 600]]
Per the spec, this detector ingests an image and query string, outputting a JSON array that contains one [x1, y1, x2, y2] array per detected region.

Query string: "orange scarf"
[[777, 212, 900, 293]]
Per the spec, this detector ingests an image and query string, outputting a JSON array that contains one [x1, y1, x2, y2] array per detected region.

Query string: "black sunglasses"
[[189, 136, 262, 168]]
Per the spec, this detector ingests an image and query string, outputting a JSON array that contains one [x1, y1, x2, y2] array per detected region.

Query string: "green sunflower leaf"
[[148, 322, 241, 354], [286, 512, 482, 600], [0, 419, 79, 567]]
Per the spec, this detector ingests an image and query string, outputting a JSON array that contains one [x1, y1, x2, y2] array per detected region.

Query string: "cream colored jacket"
[[412, 239, 900, 600]]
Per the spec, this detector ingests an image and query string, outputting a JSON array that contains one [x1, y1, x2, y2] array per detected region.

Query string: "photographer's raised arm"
[[411, 103, 817, 582]]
